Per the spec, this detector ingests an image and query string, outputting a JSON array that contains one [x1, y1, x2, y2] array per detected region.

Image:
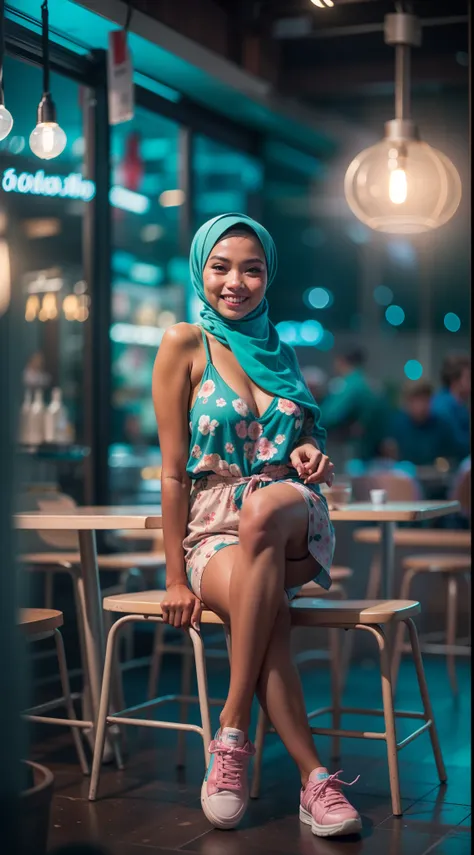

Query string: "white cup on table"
[[370, 488, 388, 505]]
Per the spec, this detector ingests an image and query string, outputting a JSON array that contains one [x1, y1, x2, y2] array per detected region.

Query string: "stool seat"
[[290, 598, 420, 626], [19, 608, 63, 636], [20, 552, 166, 569], [402, 554, 471, 571], [103, 590, 420, 627], [354, 528, 470, 548], [103, 590, 225, 623]]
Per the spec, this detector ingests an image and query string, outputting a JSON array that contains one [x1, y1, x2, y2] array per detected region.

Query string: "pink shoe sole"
[[201, 778, 248, 830], [300, 805, 362, 837]]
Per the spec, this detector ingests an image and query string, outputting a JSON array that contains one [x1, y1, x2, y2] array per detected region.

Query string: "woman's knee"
[[239, 494, 286, 554]]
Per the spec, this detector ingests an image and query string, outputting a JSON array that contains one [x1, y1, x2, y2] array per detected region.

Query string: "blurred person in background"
[[432, 354, 470, 461], [301, 366, 328, 403], [320, 348, 389, 461], [388, 380, 456, 467]]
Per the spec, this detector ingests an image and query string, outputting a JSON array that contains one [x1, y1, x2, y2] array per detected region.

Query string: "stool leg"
[[147, 623, 166, 700], [189, 627, 212, 768], [329, 628, 341, 760], [177, 635, 193, 768], [446, 576, 459, 696], [250, 706, 268, 799], [54, 628, 89, 776], [391, 568, 417, 692], [371, 624, 402, 816], [405, 618, 447, 784], [89, 616, 127, 801], [334, 584, 352, 694]]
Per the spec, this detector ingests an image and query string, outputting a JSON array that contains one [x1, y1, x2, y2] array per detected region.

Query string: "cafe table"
[[14, 500, 459, 743], [15, 507, 163, 748], [329, 500, 460, 599]]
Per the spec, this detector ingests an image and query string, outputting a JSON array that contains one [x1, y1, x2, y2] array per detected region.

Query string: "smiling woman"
[[150, 213, 362, 838]]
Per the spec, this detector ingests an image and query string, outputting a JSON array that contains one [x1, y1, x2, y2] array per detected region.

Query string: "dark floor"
[[31, 640, 471, 855]]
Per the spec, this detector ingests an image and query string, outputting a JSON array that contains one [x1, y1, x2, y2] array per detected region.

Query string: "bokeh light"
[[386, 240, 417, 268], [300, 319, 324, 344], [373, 285, 394, 306], [385, 305, 405, 326], [276, 321, 298, 344], [404, 359, 423, 380], [444, 312, 461, 332], [305, 287, 332, 309]]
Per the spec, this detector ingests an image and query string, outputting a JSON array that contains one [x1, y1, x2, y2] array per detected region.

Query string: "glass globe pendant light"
[[344, 10, 462, 234], [29, 0, 66, 159], [0, 0, 13, 141]]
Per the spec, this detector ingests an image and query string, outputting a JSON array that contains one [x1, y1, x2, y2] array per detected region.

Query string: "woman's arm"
[[152, 324, 201, 627]]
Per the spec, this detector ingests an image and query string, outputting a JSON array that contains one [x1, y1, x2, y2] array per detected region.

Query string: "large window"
[[2, 56, 88, 447], [109, 108, 186, 502]]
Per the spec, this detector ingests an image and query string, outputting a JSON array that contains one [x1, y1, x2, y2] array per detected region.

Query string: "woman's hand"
[[161, 583, 202, 630], [290, 442, 335, 486]]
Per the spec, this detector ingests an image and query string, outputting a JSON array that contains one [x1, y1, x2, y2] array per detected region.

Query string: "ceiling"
[[216, 0, 469, 105]]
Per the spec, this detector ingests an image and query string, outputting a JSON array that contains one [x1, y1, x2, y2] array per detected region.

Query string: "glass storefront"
[[108, 108, 185, 503], [2, 55, 90, 499]]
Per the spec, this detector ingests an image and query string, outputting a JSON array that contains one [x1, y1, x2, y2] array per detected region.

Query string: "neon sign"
[[1, 167, 150, 214], [1, 167, 96, 201]]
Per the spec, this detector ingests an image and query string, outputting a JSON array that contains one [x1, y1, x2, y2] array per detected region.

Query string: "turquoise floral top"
[[187, 329, 319, 491]]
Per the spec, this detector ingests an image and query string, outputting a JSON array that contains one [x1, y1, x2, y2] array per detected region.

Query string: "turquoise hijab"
[[190, 213, 326, 450]]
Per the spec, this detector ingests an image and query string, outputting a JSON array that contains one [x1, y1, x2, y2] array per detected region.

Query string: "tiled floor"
[[31, 639, 471, 855]]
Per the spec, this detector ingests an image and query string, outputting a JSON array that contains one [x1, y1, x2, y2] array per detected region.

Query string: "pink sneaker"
[[300, 768, 362, 837], [201, 728, 255, 829]]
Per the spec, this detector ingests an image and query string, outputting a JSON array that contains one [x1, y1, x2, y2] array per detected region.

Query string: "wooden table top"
[[15, 500, 459, 530], [15, 506, 163, 530], [328, 500, 460, 522]]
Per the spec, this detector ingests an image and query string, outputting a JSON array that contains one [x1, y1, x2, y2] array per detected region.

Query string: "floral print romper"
[[183, 328, 335, 601]]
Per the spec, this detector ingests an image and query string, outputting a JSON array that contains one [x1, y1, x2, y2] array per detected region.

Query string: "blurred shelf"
[[16, 444, 90, 462]]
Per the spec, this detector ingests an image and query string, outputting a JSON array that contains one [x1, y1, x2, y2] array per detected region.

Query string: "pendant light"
[[344, 10, 462, 234], [0, 0, 13, 141], [29, 0, 66, 159]]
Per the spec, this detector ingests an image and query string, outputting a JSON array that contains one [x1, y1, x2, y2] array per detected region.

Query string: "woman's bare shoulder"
[[159, 323, 201, 357]]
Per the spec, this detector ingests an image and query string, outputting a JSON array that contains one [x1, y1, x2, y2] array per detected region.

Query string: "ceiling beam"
[[282, 55, 468, 97], [273, 15, 468, 40]]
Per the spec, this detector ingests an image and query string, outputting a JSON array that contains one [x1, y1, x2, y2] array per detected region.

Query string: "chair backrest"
[[18, 490, 79, 550], [450, 461, 471, 519], [351, 472, 421, 502]]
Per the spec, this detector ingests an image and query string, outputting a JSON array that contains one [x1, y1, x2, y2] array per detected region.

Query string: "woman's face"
[[203, 232, 267, 320]]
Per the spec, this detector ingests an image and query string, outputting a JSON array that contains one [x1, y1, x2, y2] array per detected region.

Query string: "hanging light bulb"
[[29, 1, 67, 160], [0, 0, 13, 141], [344, 12, 462, 234]]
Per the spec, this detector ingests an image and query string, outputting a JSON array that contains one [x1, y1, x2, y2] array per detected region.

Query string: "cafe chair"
[[391, 553, 471, 695], [250, 598, 447, 817], [88, 590, 218, 802], [89, 582, 350, 802], [20, 608, 92, 775]]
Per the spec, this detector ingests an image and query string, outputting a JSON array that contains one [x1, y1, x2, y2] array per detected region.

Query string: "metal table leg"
[[78, 529, 115, 760], [380, 521, 396, 600]]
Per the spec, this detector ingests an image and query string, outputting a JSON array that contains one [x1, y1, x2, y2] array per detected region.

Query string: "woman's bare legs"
[[200, 484, 325, 784]]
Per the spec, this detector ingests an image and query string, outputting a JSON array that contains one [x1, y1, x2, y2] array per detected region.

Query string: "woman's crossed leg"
[[199, 483, 361, 836]]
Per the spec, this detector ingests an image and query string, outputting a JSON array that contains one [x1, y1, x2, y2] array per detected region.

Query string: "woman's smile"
[[220, 293, 250, 310]]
